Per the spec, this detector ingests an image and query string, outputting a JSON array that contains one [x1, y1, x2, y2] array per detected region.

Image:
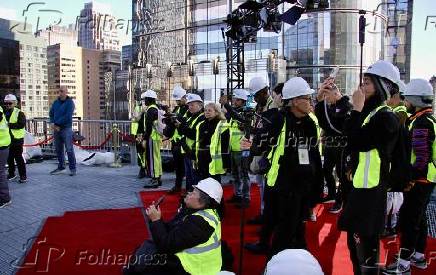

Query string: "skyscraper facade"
[[78, 1, 121, 51]]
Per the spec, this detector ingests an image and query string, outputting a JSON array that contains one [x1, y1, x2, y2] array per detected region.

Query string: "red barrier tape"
[[23, 132, 136, 148], [73, 133, 113, 150], [23, 137, 54, 147]]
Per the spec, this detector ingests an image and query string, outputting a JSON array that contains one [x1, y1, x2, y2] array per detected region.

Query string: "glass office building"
[[132, 0, 389, 101]]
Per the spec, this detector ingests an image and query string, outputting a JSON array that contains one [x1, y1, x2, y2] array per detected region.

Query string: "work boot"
[[137, 168, 146, 179], [144, 178, 159, 189]]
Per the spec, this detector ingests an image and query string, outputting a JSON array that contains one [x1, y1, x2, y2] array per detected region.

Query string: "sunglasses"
[[5, 102, 14, 105]]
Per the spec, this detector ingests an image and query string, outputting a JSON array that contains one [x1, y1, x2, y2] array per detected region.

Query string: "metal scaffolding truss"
[[226, 39, 245, 96]]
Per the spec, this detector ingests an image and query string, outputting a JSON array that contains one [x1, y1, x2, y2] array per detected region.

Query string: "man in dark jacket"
[[49, 86, 76, 176], [315, 78, 353, 213], [338, 60, 401, 275], [3, 94, 27, 183]]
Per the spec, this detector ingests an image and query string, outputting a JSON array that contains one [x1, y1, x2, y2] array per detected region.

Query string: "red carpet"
[[17, 188, 435, 275], [17, 208, 148, 275], [141, 186, 436, 275]]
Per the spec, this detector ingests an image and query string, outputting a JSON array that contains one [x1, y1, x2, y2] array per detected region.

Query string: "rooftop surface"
[[0, 161, 435, 275]]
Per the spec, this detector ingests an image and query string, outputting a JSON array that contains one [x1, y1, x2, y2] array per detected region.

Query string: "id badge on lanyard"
[[298, 145, 310, 165]]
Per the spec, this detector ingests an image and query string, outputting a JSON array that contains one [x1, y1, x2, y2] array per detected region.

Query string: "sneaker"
[[7, 174, 17, 180], [0, 200, 11, 209], [329, 203, 343, 214], [19, 176, 27, 183], [410, 255, 427, 269], [244, 242, 269, 254], [309, 212, 317, 222], [69, 170, 77, 176], [50, 168, 65, 175], [226, 195, 242, 204], [383, 259, 411, 274]]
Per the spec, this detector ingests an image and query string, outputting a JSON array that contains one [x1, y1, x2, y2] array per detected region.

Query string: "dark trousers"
[[399, 183, 435, 259], [8, 142, 26, 178], [323, 146, 343, 203], [347, 232, 380, 275], [172, 144, 185, 188], [260, 185, 307, 259], [184, 156, 197, 191]]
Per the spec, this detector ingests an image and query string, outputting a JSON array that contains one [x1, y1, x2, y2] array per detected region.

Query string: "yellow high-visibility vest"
[[352, 105, 388, 188], [175, 209, 222, 275], [9, 107, 25, 139]]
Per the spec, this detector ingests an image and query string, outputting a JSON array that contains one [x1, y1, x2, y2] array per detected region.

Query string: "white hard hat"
[[397, 80, 406, 94], [365, 60, 401, 87], [186, 93, 203, 104], [233, 89, 249, 101], [194, 177, 223, 203], [141, 89, 157, 99], [403, 79, 433, 97], [4, 94, 17, 102], [249, 77, 268, 95], [282, 77, 314, 100], [265, 249, 324, 275], [172, 86, 186, 100]]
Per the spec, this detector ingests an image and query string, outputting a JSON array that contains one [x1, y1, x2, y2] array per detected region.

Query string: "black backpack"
[[385, 117, 412, 192]]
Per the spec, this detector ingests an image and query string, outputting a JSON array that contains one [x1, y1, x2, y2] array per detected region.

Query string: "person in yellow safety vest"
[[175, 93, 205, 191], [337, 60, 401, 275], [220, 89, 252, 208], [165, 86, 188, 193], [131, 95, 146, 178], [3, 94, 27, 183], [383, 79, 408, 240], [137, 90, 162, 188], [188, 103, 229, 183], [0, 104, 12, 208], [135, 92, 147, 179], [123, 178, 224, 275], [248, 77, 322, 258], [384, 78, 435, 273]]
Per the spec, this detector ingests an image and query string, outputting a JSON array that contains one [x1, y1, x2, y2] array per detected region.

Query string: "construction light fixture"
[[166, 62, 173, 77], [188, 59, 195, 76], [146, 63, 152, 78], [212, 57, 219, 75]]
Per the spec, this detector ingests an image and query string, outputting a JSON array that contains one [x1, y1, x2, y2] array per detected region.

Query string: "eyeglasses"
[[5, 102, 14, 105], [295, 96, 311, 101]]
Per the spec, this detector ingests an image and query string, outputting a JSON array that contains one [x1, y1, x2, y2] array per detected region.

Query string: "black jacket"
[[406, 107, 435, 182], [137, 105, 158, 140], [194, 118, 230, 177], [315, 96, 352, 137], [338, 98, 400, 236], [163, 105, 189, 143], [177, 111, 205, 156], [150, 207, 215, 254], [265, 111, 321, 194]]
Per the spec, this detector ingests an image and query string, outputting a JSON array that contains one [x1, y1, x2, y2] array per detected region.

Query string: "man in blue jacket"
[[49, 86, 76, 176]]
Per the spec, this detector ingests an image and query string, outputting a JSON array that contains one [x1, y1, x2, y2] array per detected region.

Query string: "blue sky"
[[0, 0, 434, 79]]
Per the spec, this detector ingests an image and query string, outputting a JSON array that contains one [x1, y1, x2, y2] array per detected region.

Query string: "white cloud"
[[0, 7, 17, 21]]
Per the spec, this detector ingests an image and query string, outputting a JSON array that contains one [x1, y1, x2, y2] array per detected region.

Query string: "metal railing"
[[25, 119, 137, 163]]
